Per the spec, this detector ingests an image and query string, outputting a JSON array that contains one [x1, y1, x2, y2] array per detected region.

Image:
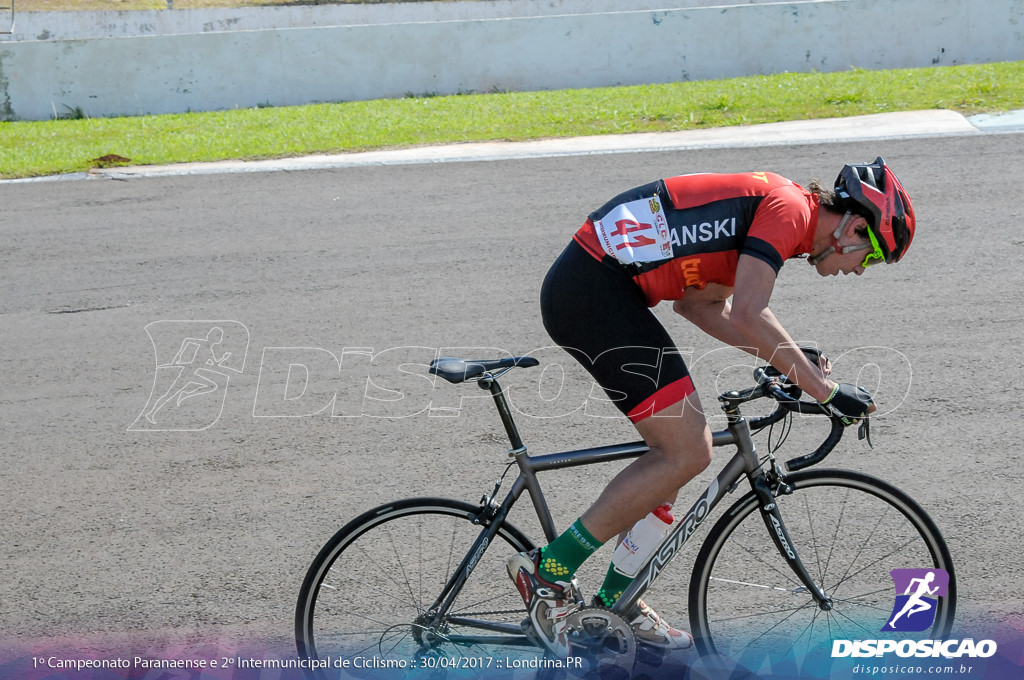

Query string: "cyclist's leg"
[[542, 242, 713, 543], [581, 392, 712, 542], [536, 240, 706, 647], [583, 398, 708, 651]]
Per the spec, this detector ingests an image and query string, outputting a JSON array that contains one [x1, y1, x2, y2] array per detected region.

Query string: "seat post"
[[478, 376, 525, 452]]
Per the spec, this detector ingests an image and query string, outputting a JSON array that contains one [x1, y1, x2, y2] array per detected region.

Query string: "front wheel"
[[296, 498, 539, 674], [689, 469, 956, 670]]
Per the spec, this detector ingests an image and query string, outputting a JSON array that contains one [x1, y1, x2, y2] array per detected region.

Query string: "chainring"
[[564, 606, 637, 677]]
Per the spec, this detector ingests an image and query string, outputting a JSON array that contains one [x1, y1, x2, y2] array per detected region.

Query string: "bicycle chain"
[[449, 608, 523, 617]]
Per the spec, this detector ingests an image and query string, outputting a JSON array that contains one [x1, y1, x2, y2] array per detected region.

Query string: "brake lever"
[[858, 417, 873, 449], [766, 381, 802, 402]]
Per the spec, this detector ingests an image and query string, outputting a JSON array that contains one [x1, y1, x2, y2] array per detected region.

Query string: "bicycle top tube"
[[428, 355, 849, 473]]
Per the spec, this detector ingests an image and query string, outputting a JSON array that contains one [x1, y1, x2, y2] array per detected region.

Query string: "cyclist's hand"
[[795, 346, 831, 379], [815, 352, 832, 378], [821, 383, 874, 425]]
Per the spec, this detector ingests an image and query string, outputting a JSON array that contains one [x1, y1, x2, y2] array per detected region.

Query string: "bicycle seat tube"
[[476, 374, 564, 544], [479, 374, 526, 453]]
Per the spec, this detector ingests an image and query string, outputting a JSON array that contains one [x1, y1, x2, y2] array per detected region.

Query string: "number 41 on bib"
[[593, 195, 673, 265]]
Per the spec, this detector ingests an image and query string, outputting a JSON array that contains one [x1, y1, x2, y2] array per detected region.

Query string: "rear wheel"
[[689, 470, 956, 671], [296, 498, 540, 675]]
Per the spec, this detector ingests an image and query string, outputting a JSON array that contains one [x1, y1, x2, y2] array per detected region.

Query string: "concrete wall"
[[4, 0, 769, 40], [1, 0, 1022, 121]]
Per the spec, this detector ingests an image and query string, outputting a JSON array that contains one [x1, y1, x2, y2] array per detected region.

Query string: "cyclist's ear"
[[846, 215, 869, 240]]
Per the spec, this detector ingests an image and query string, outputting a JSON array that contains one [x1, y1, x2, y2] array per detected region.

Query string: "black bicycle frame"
[[424, 372, 832, 640]]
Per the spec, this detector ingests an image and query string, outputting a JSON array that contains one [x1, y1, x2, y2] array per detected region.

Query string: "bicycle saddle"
[[429, 356, 539, 383]]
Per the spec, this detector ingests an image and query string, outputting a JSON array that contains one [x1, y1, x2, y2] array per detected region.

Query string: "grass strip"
[[2, 61, 1022, 179]]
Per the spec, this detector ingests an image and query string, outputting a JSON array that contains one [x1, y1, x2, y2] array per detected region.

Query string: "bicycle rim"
[[689, 469, 956, 671], [296, 498, 540, 673]]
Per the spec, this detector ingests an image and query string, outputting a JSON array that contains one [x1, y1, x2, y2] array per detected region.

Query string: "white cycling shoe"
[[507, 549, 580, 658], [626, 599, 694, 650]]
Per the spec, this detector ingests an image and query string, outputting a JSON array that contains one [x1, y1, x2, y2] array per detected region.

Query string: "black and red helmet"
[[834, 157, 916, 263]]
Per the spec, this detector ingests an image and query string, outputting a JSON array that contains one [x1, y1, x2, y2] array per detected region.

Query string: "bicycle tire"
[[688, 469, 956, 670], [295, 497, 539, 675]]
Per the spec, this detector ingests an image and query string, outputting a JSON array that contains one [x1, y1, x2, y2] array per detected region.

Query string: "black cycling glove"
[[821, 383, 873, 426]]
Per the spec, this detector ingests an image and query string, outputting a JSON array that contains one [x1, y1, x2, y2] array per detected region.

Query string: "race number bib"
[[592, 194, 673, 265]]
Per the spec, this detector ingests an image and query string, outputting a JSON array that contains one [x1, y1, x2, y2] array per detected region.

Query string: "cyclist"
[[507, 157, 916, 655]]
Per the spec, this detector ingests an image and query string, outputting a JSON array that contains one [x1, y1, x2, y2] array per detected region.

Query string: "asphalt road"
[[1, 131, 1022, 664]]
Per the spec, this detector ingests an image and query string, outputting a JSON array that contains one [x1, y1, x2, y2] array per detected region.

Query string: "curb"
[[91, 110, 980, 180], [6, 108, 1016, 183]]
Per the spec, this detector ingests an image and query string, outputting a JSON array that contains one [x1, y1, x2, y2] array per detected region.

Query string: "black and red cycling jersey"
[[573, 172, 820, 305]]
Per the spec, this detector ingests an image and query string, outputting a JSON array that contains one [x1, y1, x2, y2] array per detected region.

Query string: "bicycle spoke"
[[828, 533, 923, 596], [385, 523, 422, 614], [322, 570, 427, 616], [418, 521, 424, 609], [380, 626, 417, 658], [297, 500, 540, 668], [450, 590, 522, 616], [713, 529, 805, 591], [801, 488, 828, 587], [820, 485, 851, 586], [705, 599, 817, 625], [791, 606, 825, 653], [692, 471, 954, 663], [445, 514, 459, 585], [321, 605, 399, 632], [740, 600, 820, 647], [347, 540, 426, 613], [831, 585, 895, 603], [829, 605, 882, 638], [825, 501, 885, 598], [709, 576, 806, 593]]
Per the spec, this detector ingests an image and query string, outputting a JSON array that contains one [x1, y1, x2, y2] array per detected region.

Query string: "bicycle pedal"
[[519, 617, 542, 644], [568, 577, 585, 606], [636, 642, 668, 667]]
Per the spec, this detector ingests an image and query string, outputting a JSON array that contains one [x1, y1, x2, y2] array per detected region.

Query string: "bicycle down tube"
[[466, 371, 832, 625]]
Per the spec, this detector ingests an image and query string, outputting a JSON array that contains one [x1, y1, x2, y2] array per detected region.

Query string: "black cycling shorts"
[[540, 240, 695, 423]]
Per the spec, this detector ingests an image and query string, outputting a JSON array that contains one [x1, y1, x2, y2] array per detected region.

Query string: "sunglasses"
[[861, 228, 886, 268]]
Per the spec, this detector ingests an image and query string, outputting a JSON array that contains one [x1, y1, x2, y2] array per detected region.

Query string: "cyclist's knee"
[[638, 418, 713, 480], [634, 388, 709, 466], [690, 432, 714, 472], [670, 428, 713, 474]]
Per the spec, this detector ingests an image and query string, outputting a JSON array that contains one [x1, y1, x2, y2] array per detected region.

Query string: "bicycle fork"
[[719, 393, 834, 610], [751, 472, 833, 609]]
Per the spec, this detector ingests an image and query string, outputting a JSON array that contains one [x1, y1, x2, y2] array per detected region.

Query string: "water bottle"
[[611, 504, 674, 577]]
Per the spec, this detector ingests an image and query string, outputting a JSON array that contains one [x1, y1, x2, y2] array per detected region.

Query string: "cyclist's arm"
[[672, 285, 747, 349], [677, 255, 835, 402], [731, 255, 837, 401]]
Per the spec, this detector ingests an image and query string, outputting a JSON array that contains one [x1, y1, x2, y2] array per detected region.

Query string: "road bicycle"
[[295, 354, 956, 676]]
